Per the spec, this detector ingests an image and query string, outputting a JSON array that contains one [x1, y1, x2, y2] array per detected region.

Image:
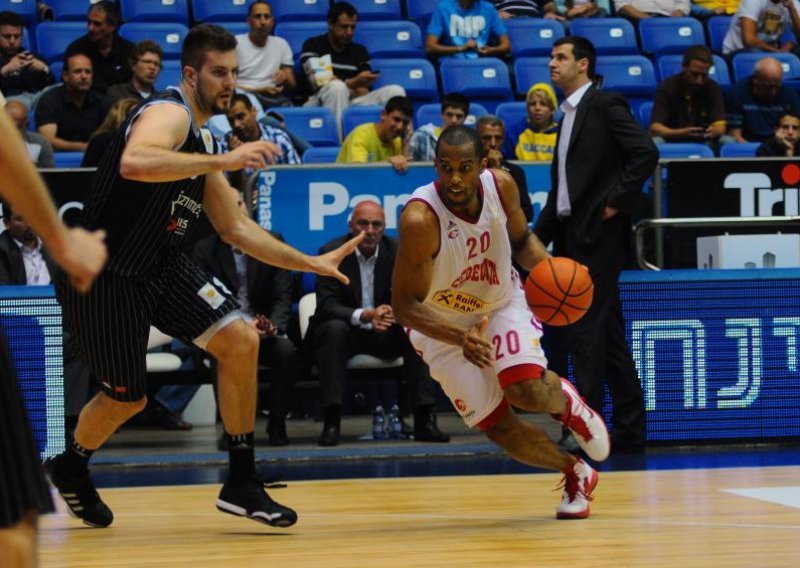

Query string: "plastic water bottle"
[[388, 402, 402, 439], [372, 403, 386, 440]]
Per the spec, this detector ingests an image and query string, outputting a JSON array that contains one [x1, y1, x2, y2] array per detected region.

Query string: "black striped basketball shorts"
[[56, 252, 240, 402]]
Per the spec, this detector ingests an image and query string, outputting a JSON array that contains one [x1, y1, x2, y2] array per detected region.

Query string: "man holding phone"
[[0, 11, 52, 107], [300, 2, 406, 140], [337, 96, 413, 173]]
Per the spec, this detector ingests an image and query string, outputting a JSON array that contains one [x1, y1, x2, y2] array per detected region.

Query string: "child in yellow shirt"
[[514, 83, 559, 162]]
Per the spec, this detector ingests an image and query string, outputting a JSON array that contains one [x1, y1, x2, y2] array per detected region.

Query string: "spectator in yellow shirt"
[[515, 83, 559, 161], [337, 95, 413, 173], [691, 0, 740, 20]]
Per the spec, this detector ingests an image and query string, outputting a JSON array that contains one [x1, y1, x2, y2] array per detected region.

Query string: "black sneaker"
[[43, 456, 114, 528], [216, 477, 298, 528]]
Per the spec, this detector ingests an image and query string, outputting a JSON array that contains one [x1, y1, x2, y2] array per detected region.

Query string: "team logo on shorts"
[[455, 399, 467, 412], [198, 282, 225, 309], [433, 289, 486, 314]]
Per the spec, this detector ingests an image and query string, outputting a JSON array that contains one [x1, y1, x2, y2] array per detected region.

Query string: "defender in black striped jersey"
[[46, 24, 363, 530], [0, 92, 106, 568]]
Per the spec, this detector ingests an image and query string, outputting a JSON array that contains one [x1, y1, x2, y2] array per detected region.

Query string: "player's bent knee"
[[207, 319, 259, 362], [498, 364, 550, 412]]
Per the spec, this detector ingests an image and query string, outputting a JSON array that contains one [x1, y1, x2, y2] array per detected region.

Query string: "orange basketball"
[[524, 257, 594, 326]]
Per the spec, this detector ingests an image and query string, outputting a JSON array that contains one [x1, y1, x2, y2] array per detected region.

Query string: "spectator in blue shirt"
[[726, 56, 800, 142], [425, 0, 511, 59]]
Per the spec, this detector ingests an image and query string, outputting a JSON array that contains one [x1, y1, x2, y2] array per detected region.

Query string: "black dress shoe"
[[400, 418, 414, 438], [413, 406, 450, 443], [267, 420, 290, 447], [318, 424, 340, 447], [156, 407, 193, 431]]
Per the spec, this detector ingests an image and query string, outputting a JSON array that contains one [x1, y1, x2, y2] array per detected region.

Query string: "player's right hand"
[[462, 316, 493, 368], [225, 140, 281, 171], [50, 228, 108, 293]]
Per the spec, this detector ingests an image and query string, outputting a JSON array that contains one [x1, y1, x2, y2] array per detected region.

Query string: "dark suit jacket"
[[535, 86, 659, 247], [192, 232, 293, 334], [0, 232, 57, 285], [308, 233, 396, 332]]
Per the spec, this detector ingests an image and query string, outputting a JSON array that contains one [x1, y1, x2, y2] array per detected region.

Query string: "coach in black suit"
[[535, 36, 658, 454], [307, 200, 449, 447], [193, 226, 299, 446], [0, 202, 57, 285]]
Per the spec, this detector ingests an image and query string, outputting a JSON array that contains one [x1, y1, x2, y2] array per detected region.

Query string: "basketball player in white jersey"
[[393, 125, 609, 519]]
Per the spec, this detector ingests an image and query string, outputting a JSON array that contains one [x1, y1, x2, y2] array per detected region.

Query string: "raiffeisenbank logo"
[[725, 164, 800, 216]]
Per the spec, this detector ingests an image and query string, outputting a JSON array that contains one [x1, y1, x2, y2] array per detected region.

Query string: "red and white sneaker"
[[556, 458, 598, 519], [555, 378, 610, 462]]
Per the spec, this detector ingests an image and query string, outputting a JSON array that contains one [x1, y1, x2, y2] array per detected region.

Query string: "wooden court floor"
[[40, 465, 800, 567]]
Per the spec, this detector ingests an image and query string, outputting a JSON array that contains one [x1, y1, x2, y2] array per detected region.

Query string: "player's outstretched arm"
[[0, 109, 106, 291], [493, 167, 549, 272], [203, 176, 362, 284], [392, 201, 493, 367], [120, 103, 282, 183]]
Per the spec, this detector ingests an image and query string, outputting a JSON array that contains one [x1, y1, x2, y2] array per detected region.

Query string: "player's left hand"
[[312, 232, 366, 284]]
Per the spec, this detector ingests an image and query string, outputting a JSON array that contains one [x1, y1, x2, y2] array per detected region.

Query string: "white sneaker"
[[557, 378, 610, 462], [556, 458, 598, 520]]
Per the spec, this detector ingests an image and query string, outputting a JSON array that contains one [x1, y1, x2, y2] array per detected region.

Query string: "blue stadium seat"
[[119, 23, 189, 60], [707, 15, 732, 54], [405, 0, 433, 22], [354, 21, 424, 58], [120, 0, 189, 24], [513, 57, 552, 96], [279, 107, 339, 147], [274, 21, 328, 61], [21, 26, 32, 52], [570, 18, 638, 55], [53, 151, 84, 168], [155, 60, 182, 91], [655, 53, 731, 91], [504, 18, 564, 58], [495, 101, 529, 152], [731, 52, 800, 84], [439, 58, 513, 113], [49, 61, 63, 82], [656, 142, 714, 159], [719, 142, 761, 158], [342, 105, 382, 138], [270, 0, 330, 23], [370, 58, 438, 102], [349, 0, 402, 20], [414, 102, 487, 128], [638, 100, 653, 129], [47, 0, 91, 22], [191, 0, 248, 23], [638, 17, 705, 56], [219, 22, 249, 37], [0, 0, 37, 25], [35, 21, 85, 63], [303, 146, 341, 164], [596, 55, 657, 97]]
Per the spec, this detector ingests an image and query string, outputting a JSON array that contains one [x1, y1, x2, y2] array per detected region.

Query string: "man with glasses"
[[66, 0, 135, 94], [236, 1, 295, 108], [726, 56, 800, 142], [306, 200, 450, 447], [107, 41, 163, 102]]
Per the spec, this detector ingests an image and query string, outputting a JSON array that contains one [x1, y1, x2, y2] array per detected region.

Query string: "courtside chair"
[[302, 146, 341, 163], [191, 0, 248, 23], [119, 23, 189, 60], [35, 21, 84, 63], [638, 17, 705, 56], [719, 142, 761, 158], [354, 21, 424, 59], [596, 55, 657, 97], [278, 107, 339, 147], [439, 57, 513, 114], [570, 18, 638, 55], [119, 0, 189, 24], [504, 18, 565, 58], [46, 0, 91, 21], [370, 58, 438, 103], [342, 105, 383, 138], [656, 142, 714, 159], [414, 102, 488, 128], [348, 0, 402, 20], [270, 0, 330, 23]]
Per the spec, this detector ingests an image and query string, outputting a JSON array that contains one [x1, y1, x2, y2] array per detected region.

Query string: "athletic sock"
[[226, 432, 256, 485], [59, 440, 94, 477]]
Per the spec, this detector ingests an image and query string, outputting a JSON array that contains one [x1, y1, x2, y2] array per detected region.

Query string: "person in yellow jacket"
[[337, 96, 413, 173], [515, 82, 559, 162]]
